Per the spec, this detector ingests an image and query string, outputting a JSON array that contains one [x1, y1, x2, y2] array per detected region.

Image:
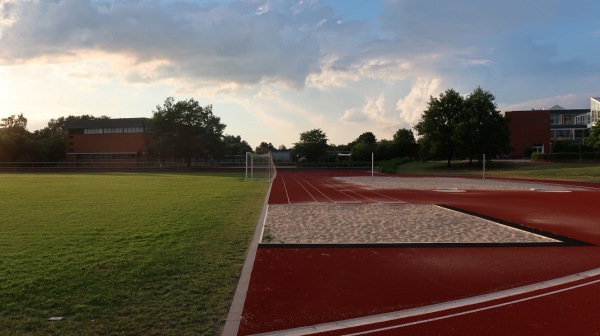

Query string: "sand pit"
[[263, 204, 558, 244], [335, 176, 583, 191]]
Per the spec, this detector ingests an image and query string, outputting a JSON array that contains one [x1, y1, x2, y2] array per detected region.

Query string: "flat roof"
[[66, 118, 152, 129]]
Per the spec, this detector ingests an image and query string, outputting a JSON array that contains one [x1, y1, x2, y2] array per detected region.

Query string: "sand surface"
[[262, 176, 571, 245], [335, 176, 583, 191], [263, 204, 557, 244]]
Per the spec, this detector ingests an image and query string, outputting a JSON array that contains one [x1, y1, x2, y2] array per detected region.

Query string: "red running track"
[[238, 171, 600, 335]]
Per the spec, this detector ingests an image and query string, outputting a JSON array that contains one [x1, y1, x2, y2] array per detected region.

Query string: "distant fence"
[[0, 161, 249, 172]]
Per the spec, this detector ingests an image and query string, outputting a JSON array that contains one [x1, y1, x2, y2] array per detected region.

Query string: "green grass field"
[[395, 160, 600, 182], [0, 173, 268, 336]]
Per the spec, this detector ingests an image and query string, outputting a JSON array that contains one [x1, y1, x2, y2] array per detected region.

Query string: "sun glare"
[[0, 67, 7, 100]]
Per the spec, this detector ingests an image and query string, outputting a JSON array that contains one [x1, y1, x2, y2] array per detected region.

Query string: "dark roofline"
[[66, 118, 152, 129], [505, 109, 589, 114]]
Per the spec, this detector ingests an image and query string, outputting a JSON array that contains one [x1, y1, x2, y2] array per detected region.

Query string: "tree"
[[255, 142, 275, 154], [457, 87, 509, 164], [355, 132, 377, 145], [414, 89, 464, 166], [1, 113, 28, 128], [392, 128, 417, 158], [375, 139, 395, 160], [351, 142, 372, 161], [32, 115, 109, 162], [221, 135, 252, 157], [0, 113, 33, 162], [152, 97, 226, 167], [294, 129, 328, 161], [584, 120, 600, 150], [349, 132, 377, 161]]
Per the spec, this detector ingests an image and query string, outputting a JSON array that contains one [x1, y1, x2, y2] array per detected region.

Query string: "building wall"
[[66, 133, 151, 153], [65, 132, 155, 162], [506, 110, 551, 158], [64, 118, 156, 162]]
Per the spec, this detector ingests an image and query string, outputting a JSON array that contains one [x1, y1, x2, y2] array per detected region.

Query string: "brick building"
[[505, 98, 598, 158], [505, 110, 551, 158], [65, 118, 155, 164]]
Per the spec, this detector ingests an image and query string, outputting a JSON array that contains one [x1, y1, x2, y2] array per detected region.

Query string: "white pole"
[[245, 152, 249, 181], [371, 152, 374, 178], [483, 154, 486, 182]]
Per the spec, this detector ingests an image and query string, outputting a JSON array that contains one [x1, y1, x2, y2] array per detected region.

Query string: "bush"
[[532, 152, 600, 161], [378, 157, 412, 174], [297, 161, 372, 168]]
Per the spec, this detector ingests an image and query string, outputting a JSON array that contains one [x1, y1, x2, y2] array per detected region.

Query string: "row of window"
[[550, 114, 590, 126], [76, 154, 137, 160], [83, 127, 149, 134], [550, 128, 589, 141]]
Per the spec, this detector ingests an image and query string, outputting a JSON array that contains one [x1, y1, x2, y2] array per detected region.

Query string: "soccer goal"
[[245, 152, 276, 182]]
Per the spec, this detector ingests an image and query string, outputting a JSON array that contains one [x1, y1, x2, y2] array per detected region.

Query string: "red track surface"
[[238, 171, 600, 335]]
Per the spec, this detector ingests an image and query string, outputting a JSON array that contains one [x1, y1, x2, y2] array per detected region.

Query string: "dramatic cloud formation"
[[0, 0, 598, 147]]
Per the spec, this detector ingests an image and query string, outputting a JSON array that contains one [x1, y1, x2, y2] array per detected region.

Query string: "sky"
[[1, 0, 599, 149]]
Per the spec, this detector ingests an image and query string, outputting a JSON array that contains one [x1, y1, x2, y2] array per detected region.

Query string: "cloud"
[[501, 93, 593, 111], [0, 0, 361, 87], [1, 0, 599, 147], [395, 78, 441, 126], [339, 93, 385, 123]]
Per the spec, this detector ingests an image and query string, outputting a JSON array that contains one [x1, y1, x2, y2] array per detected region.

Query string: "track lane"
[[293, 174, 364, 204], [240, 171, 600, 336]]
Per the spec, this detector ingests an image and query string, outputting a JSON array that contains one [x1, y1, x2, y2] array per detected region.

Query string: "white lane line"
[[249, 267, 600, 336], [289, 174, 320, 203], [281, 174, 291, 205], [346, 277, 600, 335], [294, 174, 338, 203]]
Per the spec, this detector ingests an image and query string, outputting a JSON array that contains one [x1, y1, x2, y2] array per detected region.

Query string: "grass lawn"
[[395, 160, 600, 182], [0, 173, 268, 336]]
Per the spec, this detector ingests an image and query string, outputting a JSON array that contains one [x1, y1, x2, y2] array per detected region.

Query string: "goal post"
[[245, 152, 276, 182]]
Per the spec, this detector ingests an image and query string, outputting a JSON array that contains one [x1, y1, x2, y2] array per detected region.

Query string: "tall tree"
[[355, 132, 377, 145], [375, 139, 395, 160], [458, 87, 509, 164], [255, 142, 275, 154], [294, 128, 328, 161], [0, 113, 28, 128], [152, 97, 226, 167], [392, 128, 417, 157], [221, 135, 252, 157], [33, 115, 108, 162], [414, 89, 464, 166], [0, 113, 32, 161], [349, 132, 377, 161], [584, 120, 600, 150]]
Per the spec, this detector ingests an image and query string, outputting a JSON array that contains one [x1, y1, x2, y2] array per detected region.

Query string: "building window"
[[532, 144, 544, 154], [123, 126, 145, 133], [84, 128, 103, 134], [76, 153, 136, 160]]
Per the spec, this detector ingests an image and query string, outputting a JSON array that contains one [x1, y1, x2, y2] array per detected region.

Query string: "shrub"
[[378, 157, 412, 174]]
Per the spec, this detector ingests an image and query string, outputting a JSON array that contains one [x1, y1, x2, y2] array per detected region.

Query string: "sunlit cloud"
[[0, 0, 598, 147]]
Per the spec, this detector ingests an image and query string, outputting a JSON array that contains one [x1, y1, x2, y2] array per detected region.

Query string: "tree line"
[[289, 87, 510, 166], [0, 98, 253, 164], [5, 90, 597, 165]]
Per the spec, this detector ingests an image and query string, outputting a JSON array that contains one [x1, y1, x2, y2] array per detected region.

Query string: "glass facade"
[[592, 98, 600, 125], [550, 112, 589, 126]]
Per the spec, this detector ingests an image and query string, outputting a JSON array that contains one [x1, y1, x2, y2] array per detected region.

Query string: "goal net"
[[245, 152, 276, 182]]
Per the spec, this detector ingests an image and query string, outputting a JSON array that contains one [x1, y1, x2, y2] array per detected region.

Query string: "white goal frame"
[[245, 152, 276, 182]]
